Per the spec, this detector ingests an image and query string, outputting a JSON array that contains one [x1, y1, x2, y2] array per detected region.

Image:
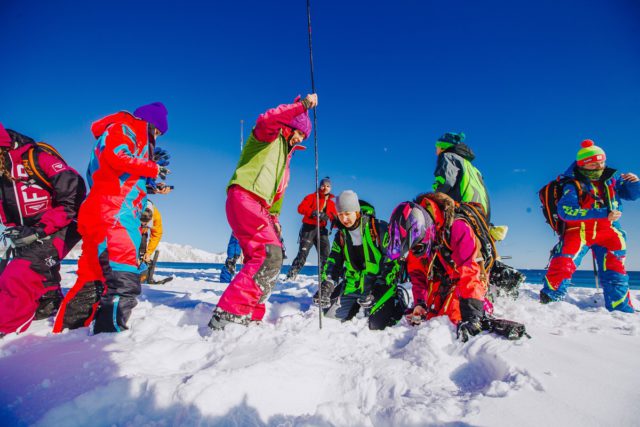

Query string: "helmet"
[[387, 201, 436, 261]]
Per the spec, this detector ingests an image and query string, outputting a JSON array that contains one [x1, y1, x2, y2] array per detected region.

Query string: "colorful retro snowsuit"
[[408, 195, 488, 325], [541, 164, 640, 312], [0, 127, 85, 335], [321, 212, 405, 330], [433, 143, 491, 220], [287, 191, 337, 279], [212, 100, 309, 325], [53, 111, 160, 333], [221, 233, 242, 283]]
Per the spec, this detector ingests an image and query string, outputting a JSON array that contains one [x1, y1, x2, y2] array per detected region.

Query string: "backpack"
[[538, 177, 583, 235], [6, 129, 67, 190], [415, 193, 497, 277]]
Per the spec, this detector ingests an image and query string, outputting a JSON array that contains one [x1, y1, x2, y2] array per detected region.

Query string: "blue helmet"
[[387, 201, 436, 261]]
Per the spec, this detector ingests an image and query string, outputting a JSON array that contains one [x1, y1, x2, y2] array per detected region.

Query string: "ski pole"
[[306, 0, 321, 329]]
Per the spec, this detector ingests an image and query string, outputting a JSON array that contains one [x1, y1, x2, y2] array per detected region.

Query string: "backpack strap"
[[23, 142, 66, 190]]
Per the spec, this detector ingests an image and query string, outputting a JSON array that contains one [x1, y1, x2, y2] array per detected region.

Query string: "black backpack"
[[538, 177, 583, 235]]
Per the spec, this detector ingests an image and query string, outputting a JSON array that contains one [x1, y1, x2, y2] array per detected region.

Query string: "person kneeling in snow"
[[387, 193, 490, 342], [541, 140, 640, 311], [0, 123, 86, 337], [208, 93, 318, 330], [313, 190, 407, 330]]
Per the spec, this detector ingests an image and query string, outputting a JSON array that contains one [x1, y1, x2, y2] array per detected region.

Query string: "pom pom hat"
[[576, 139, 606, 167]]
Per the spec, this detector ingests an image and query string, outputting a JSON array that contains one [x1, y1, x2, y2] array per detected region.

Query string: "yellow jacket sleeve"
[[146, 206, 163, 256]]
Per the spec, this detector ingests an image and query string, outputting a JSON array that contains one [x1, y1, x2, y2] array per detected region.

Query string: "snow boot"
[[208, 307, 251, 330]]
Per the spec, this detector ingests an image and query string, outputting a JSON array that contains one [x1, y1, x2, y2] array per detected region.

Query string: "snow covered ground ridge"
[[65, 241, 227, 263]]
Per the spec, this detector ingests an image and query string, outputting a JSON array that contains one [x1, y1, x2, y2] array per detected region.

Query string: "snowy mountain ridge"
[[65, 242, 227, 263]]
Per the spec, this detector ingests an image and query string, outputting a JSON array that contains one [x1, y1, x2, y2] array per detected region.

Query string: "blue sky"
[[1, 0, 639, 270]]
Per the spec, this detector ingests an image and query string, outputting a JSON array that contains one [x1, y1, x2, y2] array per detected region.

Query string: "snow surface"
[[1, 265, 640, 426]]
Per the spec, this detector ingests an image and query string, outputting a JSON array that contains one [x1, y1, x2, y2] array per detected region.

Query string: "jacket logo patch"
[[24, 201, 49, 215], [52, 163, 65, 173]]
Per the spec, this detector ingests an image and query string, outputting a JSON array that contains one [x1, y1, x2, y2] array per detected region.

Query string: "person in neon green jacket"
[[433, 132, 491, 220], [313, 190, 406, 330]]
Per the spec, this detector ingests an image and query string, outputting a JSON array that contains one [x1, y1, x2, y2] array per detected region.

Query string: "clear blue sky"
[[2, 0, 639, 270]]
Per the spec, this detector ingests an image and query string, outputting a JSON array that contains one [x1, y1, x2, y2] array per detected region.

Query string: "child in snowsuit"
[[220, 233, 242, 283], [139, 200, 163, 265], [0, 123, 86, 336], [53, 102, 169, 333], [387, 193, 489, 342], [314, 190, 406, 330], [541, 140, 640, 312], [286, 177, 337, 280], [209, 93, 318, 329]]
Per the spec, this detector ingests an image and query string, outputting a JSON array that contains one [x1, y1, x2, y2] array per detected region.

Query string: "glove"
[[3, 226, 44, 248], [153, 147, 171, 166], [357, 293, 375, 309], [457, 317, 483, 343], [158, 166, 170, 180], [318, 212, 329, 222], [312, 279, 335, 308], [310, 210, 319, 218], [146, 178, 158, 193], [405, 303, 428, 326]]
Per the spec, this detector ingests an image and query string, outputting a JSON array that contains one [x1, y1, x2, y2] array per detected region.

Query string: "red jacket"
[[408, 196, 487, 324], [297, 192, 337, 228]]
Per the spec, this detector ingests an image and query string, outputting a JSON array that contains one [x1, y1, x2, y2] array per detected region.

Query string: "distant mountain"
[[65, 242, 227, 263]]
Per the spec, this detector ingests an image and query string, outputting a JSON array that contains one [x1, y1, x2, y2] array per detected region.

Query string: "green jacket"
[[433, 143, 491, 220], [322, 215, 399, 296], [227, 130, 304, 215]]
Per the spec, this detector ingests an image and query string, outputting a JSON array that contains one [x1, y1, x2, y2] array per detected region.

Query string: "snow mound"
[[1, 267, 639, 426]]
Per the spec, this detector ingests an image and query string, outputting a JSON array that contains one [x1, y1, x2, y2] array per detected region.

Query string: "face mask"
[[579, 168, 604, 180]]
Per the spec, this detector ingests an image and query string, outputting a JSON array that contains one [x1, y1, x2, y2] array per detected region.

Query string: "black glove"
[[153, 147, 171, 166], [312, 279, 335, 308], [158, 166, 170, 180], [3, 226, 45, 248], [457, 317, 483, 343], [357, 293, 375, 309], [310, 210, 319, 219], [318, 212, 329, 222]]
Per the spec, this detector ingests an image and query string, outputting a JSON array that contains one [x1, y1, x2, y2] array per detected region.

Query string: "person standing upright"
[[209, 93, 318, 329], [286, 177, 336, 280]]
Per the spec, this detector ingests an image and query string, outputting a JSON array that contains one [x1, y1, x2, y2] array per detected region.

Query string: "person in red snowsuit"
[[387, 193, 489, 341], [54, 103, 169, 334], [209, 94, 318, 329], [541, 140, 640, 312], [286, 177, 337, 280], [0, 123, 85, 337]]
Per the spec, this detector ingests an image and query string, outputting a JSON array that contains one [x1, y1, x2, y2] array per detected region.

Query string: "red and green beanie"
[[576, 139, 606, 166], [436, 132, 465, 150]]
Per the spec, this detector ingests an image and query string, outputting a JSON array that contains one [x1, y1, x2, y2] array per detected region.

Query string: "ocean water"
[[152, 262, 640, 290]]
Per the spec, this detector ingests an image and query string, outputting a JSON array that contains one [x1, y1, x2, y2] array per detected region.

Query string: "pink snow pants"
[[216, 186, 283, 321]]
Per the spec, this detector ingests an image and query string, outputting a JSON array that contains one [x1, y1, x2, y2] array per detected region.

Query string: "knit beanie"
[[436, 132, 465, 150], [319, 177, 331, 187], [134, 102, 169, 134], [576, 139, 606, 167], [336, 190, 360, 213]]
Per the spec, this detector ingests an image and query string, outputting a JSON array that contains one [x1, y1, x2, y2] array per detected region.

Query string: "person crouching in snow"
[[0, 123, 86, 337], [286, 176, 337, 280], [387, 193, 489, 342], [313, 190, 406, 330], [208, 93, 318, 330], [53, 102, 170, 334], [540, 140, 640, 312]]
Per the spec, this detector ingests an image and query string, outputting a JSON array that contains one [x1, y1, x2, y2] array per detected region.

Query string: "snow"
[[1, 265, 640, 426], [65, 242, 227, 263]]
